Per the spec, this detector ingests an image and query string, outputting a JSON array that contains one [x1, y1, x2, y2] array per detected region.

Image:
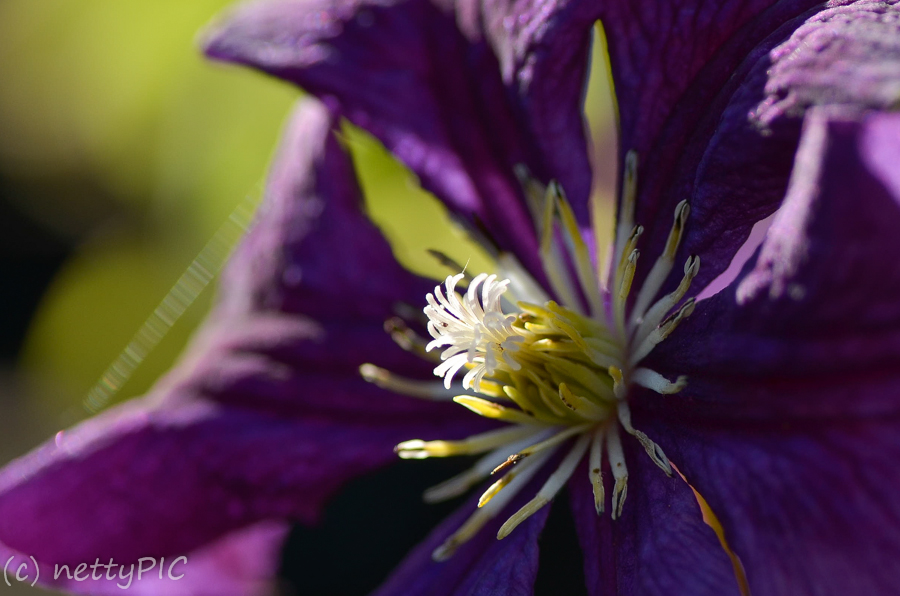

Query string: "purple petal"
[[637, 109, 900, 594], [0, 401, 444, 576], [647, 110, 900, 421], [0, 99, 474, 592], [203, 0, 599, 275], [569, 447, 740, 596], [217, 93, 434, 320], [648, 418, 900, 596], [603, 1, 899, 297], [373, 487, 550, 596]]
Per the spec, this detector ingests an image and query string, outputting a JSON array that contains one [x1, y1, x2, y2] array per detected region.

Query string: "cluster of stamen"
[[360, 152, 699, 561]]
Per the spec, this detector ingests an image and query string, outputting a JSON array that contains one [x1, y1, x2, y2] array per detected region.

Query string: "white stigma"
[[424, 273, 525, 391]]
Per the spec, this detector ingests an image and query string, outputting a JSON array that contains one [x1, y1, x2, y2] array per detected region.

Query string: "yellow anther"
[[589, 426, 606, 514], [615, 150, 639, 261], [617, 249, 639, 305], [478, 473, 515, 508], [452, 396, 537, 425], [663, 200, 691, 260]]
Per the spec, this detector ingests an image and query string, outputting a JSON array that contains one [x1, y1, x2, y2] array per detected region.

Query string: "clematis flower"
[[1, 1, 899, 596]]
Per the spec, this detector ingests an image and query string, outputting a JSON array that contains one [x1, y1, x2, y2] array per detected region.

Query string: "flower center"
[[361, 152, 699, 560]]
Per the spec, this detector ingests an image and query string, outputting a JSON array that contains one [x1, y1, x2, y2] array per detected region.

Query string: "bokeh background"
[[0, 1, 616, 594]]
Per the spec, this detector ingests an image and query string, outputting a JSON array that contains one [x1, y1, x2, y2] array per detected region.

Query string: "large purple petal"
[[635, 110, 900, 596], [569, 445, 740, 596], [216, 92, 434, 321], [203, 0, 599, 275], [603, 1, 899, 297], [647, 110, 900, 421], [0, 398, 460, 594], [373, 485, 550, 596], [649, 418, 900, 596], [0, 100, 473, 593]]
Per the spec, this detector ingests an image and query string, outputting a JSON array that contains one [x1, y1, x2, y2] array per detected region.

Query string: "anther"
[[553, 184, 606, 316], [396, 425, 537, 459], [608, 366, 626, 401], [630, 201, 691, 324], [630, 298, 696, 365], [615, 249, 640, 334], [384, 317, 437, 360], [557, 383, 608, 420], [493, 425, 589, 474], [614, 150, 639, 262], [539, 182, 583, 313], [453, 396, 538, 425], [432, 449, 553, 561], [360, 364, 455, 400], [589, 426, 606, 514], [635, 255, 700, 344], [616, 401, 672, 475], [631, 368, 687, 394], [423, 433, 547, 503], [606, 424, 629, 520], [497, 433, 591, 539]]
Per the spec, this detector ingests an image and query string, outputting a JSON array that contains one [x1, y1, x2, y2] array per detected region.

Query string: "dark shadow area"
[[279, 457, 471, 595], [279, 459, 590, 595], [534, 489, 589, 596]]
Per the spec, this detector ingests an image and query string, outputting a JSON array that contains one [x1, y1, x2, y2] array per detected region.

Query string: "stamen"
[[522, 370, 580, 419], [424, 433, 547, 503], [502, 383, 554, 419], [615, 226, 643, 291], [545, 360, 610, 401], [614, 150, 639, 263], [616, 401, 672, 475], [552, 183, 606, 316], [557, 383, 608, 420], [359, 364, 455, 400], [630, 298, 696, 365], [491, 425, 589, 475], [606, 423, 629, 520], [384, 317, 439, 361], [432, 447, 553, 561], [614, 249, 639, 337], [452, 396, 538, 425], [630, 200, 690, 323], [589, 426, 605, 514], [634, 255, 700, 344], [631, 368, 687, 394], [497, 432, 591, 539], [608, 365, 627, 401], [396, 425, 539, 459], [539, 184, 583, 313], [477, 438, 559, 508]]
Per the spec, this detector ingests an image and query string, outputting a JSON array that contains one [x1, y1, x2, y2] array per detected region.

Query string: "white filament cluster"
[[425, 273, 525, 390]]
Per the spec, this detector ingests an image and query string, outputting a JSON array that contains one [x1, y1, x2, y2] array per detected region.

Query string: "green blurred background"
[[0, 1, 615, 594]]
